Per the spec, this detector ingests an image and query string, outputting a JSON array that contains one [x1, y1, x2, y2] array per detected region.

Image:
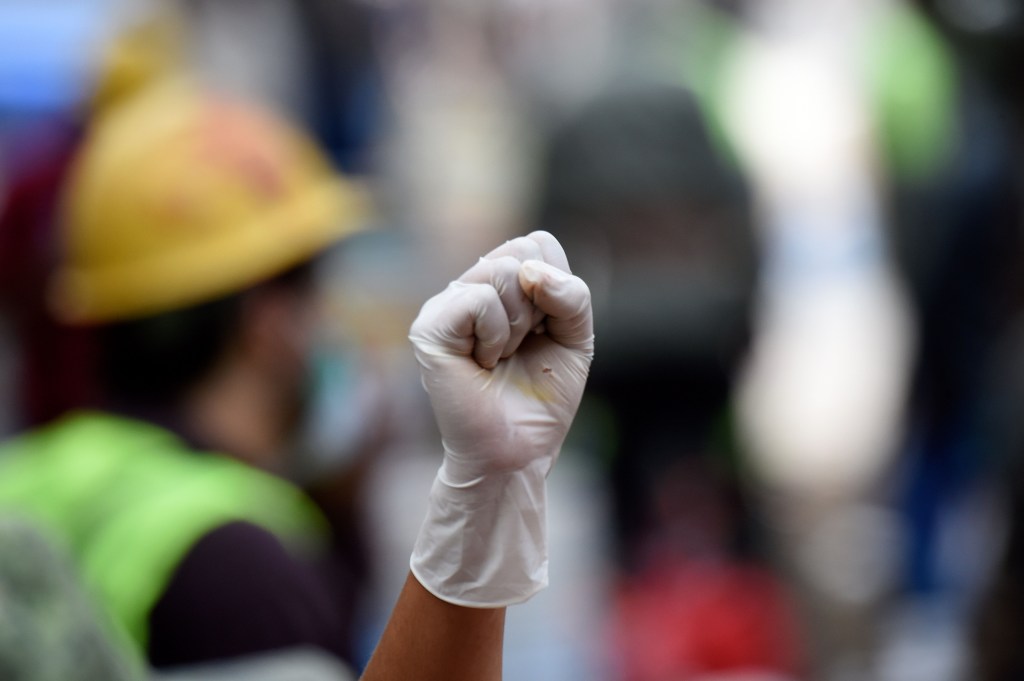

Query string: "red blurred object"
[[612, 556, 805, 681], [0, 120, 99, 429]]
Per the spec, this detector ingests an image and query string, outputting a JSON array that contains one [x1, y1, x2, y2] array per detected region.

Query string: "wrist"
[[411, 461, 549, 608]]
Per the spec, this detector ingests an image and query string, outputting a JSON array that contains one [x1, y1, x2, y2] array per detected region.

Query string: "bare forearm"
[[360, 573, 506, 681]]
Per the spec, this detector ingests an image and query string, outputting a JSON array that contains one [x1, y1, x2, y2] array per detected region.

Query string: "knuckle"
[[526, 229, 558, 248], [506, 236, 543, 260]]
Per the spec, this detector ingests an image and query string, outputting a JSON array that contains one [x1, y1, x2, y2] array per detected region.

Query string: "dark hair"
[[97, 262, 314, 407]]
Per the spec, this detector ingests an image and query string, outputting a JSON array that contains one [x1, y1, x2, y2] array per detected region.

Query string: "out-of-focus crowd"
[[2, 0, 1024, 680]]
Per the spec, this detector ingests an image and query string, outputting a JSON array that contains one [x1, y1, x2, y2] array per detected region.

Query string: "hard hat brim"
[[51, 177, 370, 325]]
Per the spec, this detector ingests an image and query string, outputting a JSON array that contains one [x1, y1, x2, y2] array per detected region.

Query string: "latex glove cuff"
[[410, 458, 548, 608]]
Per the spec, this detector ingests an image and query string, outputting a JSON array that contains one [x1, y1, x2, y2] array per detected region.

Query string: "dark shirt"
[[147, 521, 349, 670]]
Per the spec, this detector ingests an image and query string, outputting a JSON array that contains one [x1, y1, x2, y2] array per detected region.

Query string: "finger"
[[480, 235, 545, 264], [478, 231, 571, 336], [518, 260, 594, 352], [457, 256, 537, 358], [525, 230, 571, 274], [480, 231, 572, 275], [409, 282, 511, 369]]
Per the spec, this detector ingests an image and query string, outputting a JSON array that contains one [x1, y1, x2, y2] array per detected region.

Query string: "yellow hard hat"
[[51, 78, 369, 324], [88, 13, 186, 115]]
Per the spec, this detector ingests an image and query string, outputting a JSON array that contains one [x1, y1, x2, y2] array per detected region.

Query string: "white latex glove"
[[409, 231, 594, 607]]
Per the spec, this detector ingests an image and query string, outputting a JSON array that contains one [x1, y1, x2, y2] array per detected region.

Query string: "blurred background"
[[3, 0, 1024, 679]]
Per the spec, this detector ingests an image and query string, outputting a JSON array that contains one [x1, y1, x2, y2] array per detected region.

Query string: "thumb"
[[519, 260, 594, 353]]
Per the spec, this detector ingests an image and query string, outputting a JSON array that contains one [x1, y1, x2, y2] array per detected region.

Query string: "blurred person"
[[904, 3, 1024, 679], [862, 6, 1019, 648], [0, 40, 594, 681], [531, 1, 968, 679], [535, 82, 806, 680], [719, 1, 1000, 679], [0, 66, 371, 673], [723, 4, 913, 680], [0, 9, 388, 637], [538, 81, 757, 574]]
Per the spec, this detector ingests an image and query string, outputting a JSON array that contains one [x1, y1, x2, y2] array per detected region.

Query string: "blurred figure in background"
[[903, 2, 1024, 680], [726, 1, 1024, 680], [536, 74, 802, 679], [0, 20, 371, 676], [722, 1, 993, 679], [0, 7, 158, 678], [534, 0, 992, 679]]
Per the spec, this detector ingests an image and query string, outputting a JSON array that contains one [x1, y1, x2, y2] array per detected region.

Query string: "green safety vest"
[[0, 411, 328, 658]]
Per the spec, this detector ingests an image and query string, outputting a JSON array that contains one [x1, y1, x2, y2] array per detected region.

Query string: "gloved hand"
[[409, 231, 594, 607]]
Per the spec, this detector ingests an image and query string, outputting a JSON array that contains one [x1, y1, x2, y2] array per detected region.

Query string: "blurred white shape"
[[876, 598, 968, 681], [382, 41, 530, 275], [186, 0, 311, 118], [357, 396, 438, 662], [504, 451, 615, 681], [799, 503, 906, 606], [492, 0, 613, 109], [723, 29, 873, 211], [738, 269, 914, 494], [375, 0, 616, 279], [293, 348, 390, 479], [725, 15, 915, 496]]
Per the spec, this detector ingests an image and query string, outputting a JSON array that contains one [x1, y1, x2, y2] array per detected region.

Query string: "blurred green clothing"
[[0, 516, 141, 681], [672, 1, 957, 183], [0, 411, 328, 657]]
